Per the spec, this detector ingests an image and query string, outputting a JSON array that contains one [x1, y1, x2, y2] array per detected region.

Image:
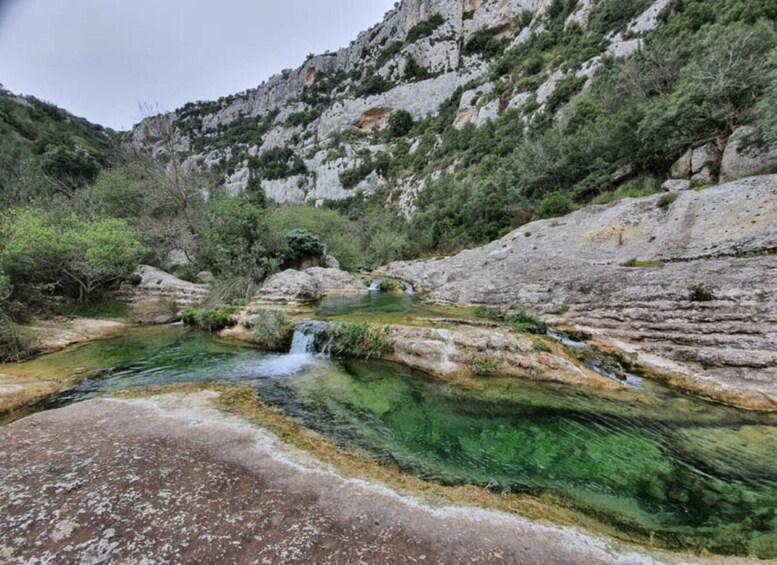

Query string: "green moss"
[[622, 258, 665, 268]]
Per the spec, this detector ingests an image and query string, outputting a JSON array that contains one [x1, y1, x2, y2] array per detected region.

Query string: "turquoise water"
[[2, 327, 776, 557]]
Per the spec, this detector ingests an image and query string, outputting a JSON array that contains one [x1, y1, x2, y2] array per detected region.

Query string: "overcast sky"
[[0, 0, 396, 130]]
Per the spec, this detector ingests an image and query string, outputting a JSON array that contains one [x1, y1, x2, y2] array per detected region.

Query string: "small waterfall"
[[368, 278, 383, 292], [402, 281, 416, 296], [289, 320, 329, 354]]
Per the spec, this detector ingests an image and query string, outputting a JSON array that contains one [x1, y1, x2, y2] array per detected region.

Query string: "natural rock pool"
[[2, 325, 776, 557]]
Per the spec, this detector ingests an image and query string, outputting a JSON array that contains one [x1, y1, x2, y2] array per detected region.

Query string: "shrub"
[[181, 305, 238, 332], [688, 283, 716, 302], [284, 229, 325, 264], [0, 310, 32, 362], [473, 306, 547, 334], [657, 192, 678, 210], [324, 322, 391, 358], [533, 340, 552, 353], [468, 357, 505, 375], [388, 110, 414, 137], [252, 309, 293, 350], [538, 192, 574, 218], [406, 13, 445, 43], [622, 258, 665, 268], [251, 147, 307, 180], [0, 209, 146, 302]]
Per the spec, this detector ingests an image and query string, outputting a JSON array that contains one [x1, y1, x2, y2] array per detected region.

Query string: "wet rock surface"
[[0, 393, 673, 564], [383, 176, 777, 409]]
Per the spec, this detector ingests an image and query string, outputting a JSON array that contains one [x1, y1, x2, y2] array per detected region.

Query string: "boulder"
[[661, 179, 691, 192], [720, 126, 777, 182], [115, 266, 209, 310], [256, 268, 365, 303], [323, 255, 340, 269], [669, 148, 692, 179], [130, 298, 179, 325], [195, 271, 215, 284]]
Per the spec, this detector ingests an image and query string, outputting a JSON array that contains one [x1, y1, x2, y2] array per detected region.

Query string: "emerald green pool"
[[2, 326, 776, 557]]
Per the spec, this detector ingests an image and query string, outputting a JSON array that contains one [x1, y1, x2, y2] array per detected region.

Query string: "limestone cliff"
[[130, 0, 675, 211]]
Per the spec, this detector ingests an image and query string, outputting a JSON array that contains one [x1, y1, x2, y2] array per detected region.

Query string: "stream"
[[1, 309, 776, 557]]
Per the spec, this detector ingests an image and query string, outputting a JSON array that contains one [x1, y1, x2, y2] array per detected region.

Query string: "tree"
[[0, 209, 146, 301], [284, 229, 325, 264], [388, 110, 414, 138]]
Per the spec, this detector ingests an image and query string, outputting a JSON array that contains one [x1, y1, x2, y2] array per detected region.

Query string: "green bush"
[[0, 209, 146, 302], [468, 357, 505, 375], [252, 309, 293, 350], [474, 306, 547, 334], [250, 147, 307, 180], [388, 110, 414, 137], [324, 322, 391, 358], [538, 192, 574, 218], [181, 305, 238, 332], [284, 229, 325, 264], [406, 13, 445, 43], [657, 192, 678, 209]]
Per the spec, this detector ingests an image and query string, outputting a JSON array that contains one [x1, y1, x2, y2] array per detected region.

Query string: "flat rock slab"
[[0, 392, 680, 565]]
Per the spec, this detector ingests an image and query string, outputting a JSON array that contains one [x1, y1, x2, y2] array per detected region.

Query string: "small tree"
[[388, 110, 414, 138], [284, 229, 325, 264]]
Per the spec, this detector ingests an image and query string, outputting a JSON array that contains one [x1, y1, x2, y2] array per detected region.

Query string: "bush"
[[657, 192, 678, 210], [406, 13, 445, 43], [538, 192, 574, 218], [252, 309, 293, 350], [251, 147, 307, 180], [468, 357, 505, 375], [181, 305, 238, 332], [0, 310, 31, 362], [0, 209, 146, 301], [388, 110, 414, 138], [473, 306, 547, 334], [688, 283, 716, 302], [284, 229, 325, 264], [324, 322, 391, 358]]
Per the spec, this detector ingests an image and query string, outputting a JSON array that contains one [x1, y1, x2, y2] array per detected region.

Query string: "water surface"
[[2, 327, 776, 557]]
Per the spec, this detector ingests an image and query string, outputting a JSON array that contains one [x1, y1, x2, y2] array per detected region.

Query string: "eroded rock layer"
[[383, 176, 777, 409]]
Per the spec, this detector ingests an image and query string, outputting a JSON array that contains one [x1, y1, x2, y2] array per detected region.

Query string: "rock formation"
[[383, 175, 777, 409]]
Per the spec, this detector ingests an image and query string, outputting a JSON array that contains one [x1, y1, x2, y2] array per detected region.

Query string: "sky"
[[0, 0, 396, 130]]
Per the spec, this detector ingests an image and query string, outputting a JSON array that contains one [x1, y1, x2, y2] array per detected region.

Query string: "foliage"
[[181, 305, 238, 332], [622, 258, 665, 268], [388, 110, 414, 137], [406, 13, 445, 43], [324, 322, 391, 358], [468, 357, 505, 375], [464, 29, 509, 60], [0, 209, 146, 301], [250, 147, 307, 180], [196, 191, 284, 280], [657, 192, 678, 210], [252, 309, 293, 350], [473, 306, 547, 334], [688, 283, 716, 302], [538, 192, 574, 218], [588, 0, 653, 37], [284, 229, 325, 264]]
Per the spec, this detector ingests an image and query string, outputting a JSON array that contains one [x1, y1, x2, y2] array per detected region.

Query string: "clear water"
[[2, 326, 777, 557], [314, 292, 470, 324]]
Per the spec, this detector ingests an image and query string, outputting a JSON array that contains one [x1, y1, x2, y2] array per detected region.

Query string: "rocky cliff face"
[[129, 0, 677, 211], [382, 175, 777, 410]]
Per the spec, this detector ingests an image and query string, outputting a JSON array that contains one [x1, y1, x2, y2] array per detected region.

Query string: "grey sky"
[[0, 0, 396, 131]]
